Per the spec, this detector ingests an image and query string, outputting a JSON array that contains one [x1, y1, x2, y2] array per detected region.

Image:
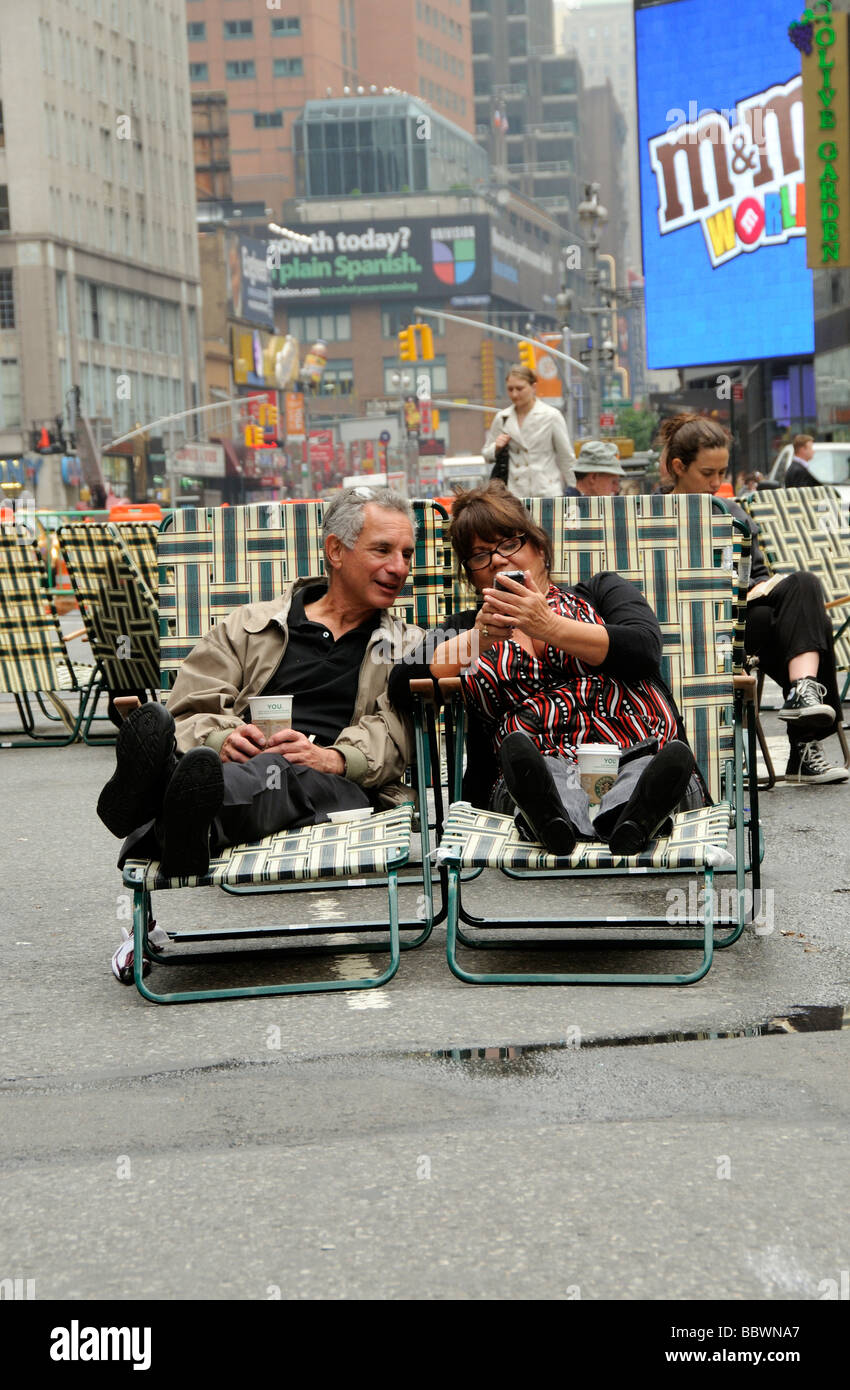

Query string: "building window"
[[254, 111, 284, 128], [287, 310, 351, 342], [273, 58, 303, 77], [383, 358, 447, 394], [189, 62, 208, 81], [90, 283, 101, 341], [226, 60, 256, 79], [380, 304, 443, 339], [310, 361, 354, 397], [0, 359, 21, 428], [223, 20, 253, 39], [187, 22, 206, 41], [0, 186, 9, 232], [0, 270, 14, 329], [271, 17, 301, 35]]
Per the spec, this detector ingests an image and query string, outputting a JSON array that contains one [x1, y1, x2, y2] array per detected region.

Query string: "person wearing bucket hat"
[[564, 440, 627, 497]]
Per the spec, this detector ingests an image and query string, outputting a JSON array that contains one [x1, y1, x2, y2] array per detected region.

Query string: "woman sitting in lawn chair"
[[390, 482, 706, 857]]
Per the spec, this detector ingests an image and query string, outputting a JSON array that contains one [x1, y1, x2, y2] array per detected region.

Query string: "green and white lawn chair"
[[741, 486, 850, 782], [57, 521, 161, 743], [0, 525, 98, 747], [119, 499, 450, 1004], [436, 492, 761, 986]]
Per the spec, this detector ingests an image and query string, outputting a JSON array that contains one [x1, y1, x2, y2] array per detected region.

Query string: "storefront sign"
[[800, 7, 850, 267], [173, 443, 226, 478]]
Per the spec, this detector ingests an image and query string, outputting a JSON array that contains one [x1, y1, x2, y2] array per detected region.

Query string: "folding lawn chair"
[[57, 521, 161, 743], [0, 525, 98, 747], [435, 492, 761, 986], [741, 486, 850, 784], [118, 499, 450, 1004]]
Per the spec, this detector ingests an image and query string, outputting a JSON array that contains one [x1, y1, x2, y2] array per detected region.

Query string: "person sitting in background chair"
[[662, 414, 848, 786], [564, 440, 627, 498]]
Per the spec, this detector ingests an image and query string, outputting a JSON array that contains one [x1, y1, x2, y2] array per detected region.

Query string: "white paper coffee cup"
[[250, 695, 293, 739], [576, 743, 620, 805]]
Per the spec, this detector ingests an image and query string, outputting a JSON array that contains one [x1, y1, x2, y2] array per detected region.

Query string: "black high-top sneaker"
[[778, 678, 834, 731], [785, 741, 849, 785]]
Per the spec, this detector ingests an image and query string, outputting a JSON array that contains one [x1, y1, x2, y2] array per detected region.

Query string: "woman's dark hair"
[[448, 480, 552, 581], [657, 413, 731, 472]]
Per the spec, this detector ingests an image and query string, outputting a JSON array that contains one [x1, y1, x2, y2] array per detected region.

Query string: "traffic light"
[[518, 340, 537, 372], [398, 326, 417, 362], [398, 323, 435, 362], [244, 424, 264, 448], [415, 324, 434, 361]]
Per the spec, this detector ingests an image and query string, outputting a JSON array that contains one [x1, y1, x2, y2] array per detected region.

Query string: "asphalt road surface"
[[1, 698, 848, 1302]]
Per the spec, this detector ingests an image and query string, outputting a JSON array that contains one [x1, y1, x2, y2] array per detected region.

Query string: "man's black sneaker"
[[157, 747, 224, 879], [785, 741, 849, 785], [608, 740, 695, 857], [97, 701, 178, 838], [778, 678, 834, 730], [499, 731, 577, 857]]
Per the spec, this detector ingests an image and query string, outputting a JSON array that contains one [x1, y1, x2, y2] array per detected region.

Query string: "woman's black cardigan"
[[388, 571, 706, 807]]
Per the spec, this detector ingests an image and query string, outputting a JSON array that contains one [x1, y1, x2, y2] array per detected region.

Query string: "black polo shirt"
[[260, 584, 379, 745]]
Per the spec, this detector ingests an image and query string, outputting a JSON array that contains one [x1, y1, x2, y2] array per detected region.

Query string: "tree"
[[616, 405, 659, 452]]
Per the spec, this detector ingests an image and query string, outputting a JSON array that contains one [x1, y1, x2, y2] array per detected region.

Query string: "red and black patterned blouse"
[[460, 582, 678, 761]]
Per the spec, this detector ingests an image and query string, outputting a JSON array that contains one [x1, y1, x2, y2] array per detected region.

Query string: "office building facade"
[[1, 1, 201, 500]]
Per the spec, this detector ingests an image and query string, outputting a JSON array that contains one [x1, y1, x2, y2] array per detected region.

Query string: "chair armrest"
[[410, 678, 439, 705], [733, 673, 757, 703], [438, 677, 464, 701], [64, 627, 88, 643], [113, 696, 143, 721], [824, 594, 850, 611]]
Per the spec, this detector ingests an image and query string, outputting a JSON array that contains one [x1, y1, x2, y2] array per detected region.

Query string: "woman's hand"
[[482, 572, 558, 645], [494, 432, 511, 450], [473, 601, 514, 648]]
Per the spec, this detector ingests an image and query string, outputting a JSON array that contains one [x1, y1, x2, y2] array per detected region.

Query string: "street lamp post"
[[577, 183, 608, 438], [390, 369, 415, 495]]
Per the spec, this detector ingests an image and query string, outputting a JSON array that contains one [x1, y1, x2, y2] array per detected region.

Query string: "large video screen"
[[635, 0, 814, 368]]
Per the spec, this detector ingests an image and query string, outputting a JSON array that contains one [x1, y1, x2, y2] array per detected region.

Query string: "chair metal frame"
[[0, 525, 99, 748], [56, 521, 161, 744]]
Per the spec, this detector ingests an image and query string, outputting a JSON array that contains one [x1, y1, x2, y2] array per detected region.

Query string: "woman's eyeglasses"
[[465, 535, 526, 571]]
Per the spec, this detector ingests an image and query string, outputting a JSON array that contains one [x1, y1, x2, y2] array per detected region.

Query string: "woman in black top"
[[662, 412, 848, 786], [390, 482, 701, 856]]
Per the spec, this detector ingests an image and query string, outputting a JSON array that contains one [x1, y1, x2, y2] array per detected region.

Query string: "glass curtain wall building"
[[295, 96, 487, 198]]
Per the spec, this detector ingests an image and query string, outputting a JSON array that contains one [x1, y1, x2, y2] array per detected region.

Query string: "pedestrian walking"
[[482, 364, 576, 498]]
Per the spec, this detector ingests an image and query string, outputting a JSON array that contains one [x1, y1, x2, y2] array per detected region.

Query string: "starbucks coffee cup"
[[249, 695, 293, 739], [576, 744, 620, 805]]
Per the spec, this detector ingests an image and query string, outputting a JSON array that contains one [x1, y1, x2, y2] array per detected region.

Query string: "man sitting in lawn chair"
[[96, 488, 422, 879]]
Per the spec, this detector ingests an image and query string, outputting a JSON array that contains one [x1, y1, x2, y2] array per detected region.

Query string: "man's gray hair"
[[322, 486, 414, 549]]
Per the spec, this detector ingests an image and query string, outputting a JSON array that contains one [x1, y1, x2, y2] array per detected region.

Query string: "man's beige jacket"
[[166, 576, 423, 808]]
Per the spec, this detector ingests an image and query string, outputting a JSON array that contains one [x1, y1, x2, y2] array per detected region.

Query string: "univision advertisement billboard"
[[635, 0, 814, 367], [269, 216, 492, 302]]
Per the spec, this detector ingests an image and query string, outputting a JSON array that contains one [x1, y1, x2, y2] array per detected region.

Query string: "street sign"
[[602, 398, 631, 409], [599, 412, 616, 429], [379, 430, 391, 444], [732, 384, 744, 402]]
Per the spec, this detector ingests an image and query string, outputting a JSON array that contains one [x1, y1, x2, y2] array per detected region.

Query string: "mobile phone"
[[495, 569, 526, 590]]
